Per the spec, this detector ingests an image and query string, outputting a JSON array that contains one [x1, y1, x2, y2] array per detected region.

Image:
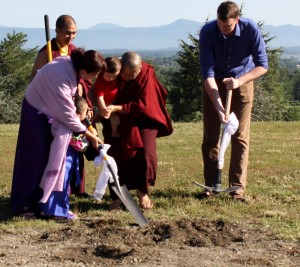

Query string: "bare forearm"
[[204, 78, 229, 123], [204, 78, 224, 114], [237, 66, 268, 86], [77, 84, 83, 96], [97, 96, 106, 110], [223, 66, 268, 90], [85, 128, 103, 147], [108, 104, 127, 114]]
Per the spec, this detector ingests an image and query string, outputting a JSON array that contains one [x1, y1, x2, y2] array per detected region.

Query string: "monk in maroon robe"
[[103, 51, 173, 210]]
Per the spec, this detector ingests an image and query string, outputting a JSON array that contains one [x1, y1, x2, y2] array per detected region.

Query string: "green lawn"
[[0, 122, 299, 241]]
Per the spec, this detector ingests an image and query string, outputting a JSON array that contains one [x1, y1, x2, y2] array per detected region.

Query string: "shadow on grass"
[[0, 194, 113, 222], [73, 188, 206, 213], [0, 196, 14, 222], [70, 194, 112, 213], [0, 188, 229, 222], [152, 188, 198, 199]]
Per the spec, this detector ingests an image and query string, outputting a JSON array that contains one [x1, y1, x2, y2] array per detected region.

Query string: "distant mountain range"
[[1, 19, 300, 53]]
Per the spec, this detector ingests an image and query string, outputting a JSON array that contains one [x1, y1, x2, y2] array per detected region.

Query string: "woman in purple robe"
[[11, 48, 104, 218]]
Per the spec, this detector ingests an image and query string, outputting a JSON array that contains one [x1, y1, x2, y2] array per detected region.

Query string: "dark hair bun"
[[71, 48, 104, 74]]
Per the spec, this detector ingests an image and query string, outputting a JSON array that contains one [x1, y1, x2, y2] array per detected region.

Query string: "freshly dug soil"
[[0, 217, 299, 266]]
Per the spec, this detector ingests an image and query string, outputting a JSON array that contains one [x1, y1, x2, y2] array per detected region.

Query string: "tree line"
[[1, 27, 300, 124]]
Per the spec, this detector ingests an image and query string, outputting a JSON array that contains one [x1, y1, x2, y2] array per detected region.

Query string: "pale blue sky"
[[1, 0, 299, 29]]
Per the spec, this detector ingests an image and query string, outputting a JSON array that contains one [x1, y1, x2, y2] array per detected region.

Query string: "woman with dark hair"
[[30, 15, 91, 199], [11, 48, 104, 218]]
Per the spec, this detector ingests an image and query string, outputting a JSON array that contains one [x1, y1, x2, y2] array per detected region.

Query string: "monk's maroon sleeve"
[[121, 63, 172, 137]]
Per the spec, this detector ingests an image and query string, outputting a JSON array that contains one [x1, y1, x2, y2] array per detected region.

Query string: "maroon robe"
[[39, 38, 76, 59], [78, 78, 93, 109], [103, 62, 173, 196]]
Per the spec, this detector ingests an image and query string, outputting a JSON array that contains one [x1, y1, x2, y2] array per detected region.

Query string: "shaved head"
[[56, 15, 76, 29], [120, 51, 142, 81], [121, 51, 142, 69]]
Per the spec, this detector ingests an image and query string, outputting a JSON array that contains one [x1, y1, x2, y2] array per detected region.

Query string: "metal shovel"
[[194, 90, 242, 193], [99, 145, 148, 226]]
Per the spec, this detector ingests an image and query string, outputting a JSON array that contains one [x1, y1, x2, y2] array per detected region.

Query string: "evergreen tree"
[[252, 22, 293, 121], [168, 33, 202, 122], [145, 55, 179, 115], [0, 31, 37, 123], [292, 69, 300, 101]]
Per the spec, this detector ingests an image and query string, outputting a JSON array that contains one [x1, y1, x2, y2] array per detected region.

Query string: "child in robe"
[[39, 96, 92, 220]]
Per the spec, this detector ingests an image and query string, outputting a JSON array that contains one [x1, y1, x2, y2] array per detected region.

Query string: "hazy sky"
[[1, 0, 299, 29]]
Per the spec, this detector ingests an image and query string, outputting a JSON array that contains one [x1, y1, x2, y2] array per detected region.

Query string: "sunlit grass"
[[0, 122, 299, 241]]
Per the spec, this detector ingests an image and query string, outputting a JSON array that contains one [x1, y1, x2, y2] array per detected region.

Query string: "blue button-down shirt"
[[199, 17, 268, 80]]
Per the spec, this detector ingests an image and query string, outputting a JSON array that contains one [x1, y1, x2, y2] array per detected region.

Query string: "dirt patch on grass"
[[0, 217, 299, 266]]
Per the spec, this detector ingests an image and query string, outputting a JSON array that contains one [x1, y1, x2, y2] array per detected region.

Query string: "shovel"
[[85, 120, 149, 227], [194, 89, 242, 193], [99, 145, 148, 226], [44, 15, 52, 62]]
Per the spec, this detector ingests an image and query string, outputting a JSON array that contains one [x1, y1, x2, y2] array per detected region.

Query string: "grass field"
[[0, 122, 299, 241]]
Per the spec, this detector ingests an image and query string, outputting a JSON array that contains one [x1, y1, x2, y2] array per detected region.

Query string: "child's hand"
[[105, 105, 116, 119], [90, 135, 103, 148], [100, 108, 109, 119], [107, 105, 118, 116], [85, 130, 103, 148], [87, 108, 93, 119]]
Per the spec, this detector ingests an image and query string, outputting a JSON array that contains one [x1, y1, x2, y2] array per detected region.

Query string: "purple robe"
[[11, 56, 85, 215]]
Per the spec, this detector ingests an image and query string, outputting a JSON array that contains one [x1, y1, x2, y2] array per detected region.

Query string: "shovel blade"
[[193, 182, 243, 194], [222, 186, 243, 193], [112, 185, 148, 227], [193, 181, 214, 191]]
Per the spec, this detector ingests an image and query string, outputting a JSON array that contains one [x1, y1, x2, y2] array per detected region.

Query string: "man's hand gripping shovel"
[[98, 145, 148, 226], [194, 90, 243, 193]]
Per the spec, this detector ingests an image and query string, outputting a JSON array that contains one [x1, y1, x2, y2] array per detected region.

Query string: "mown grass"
[[0, 122, 299, 241]]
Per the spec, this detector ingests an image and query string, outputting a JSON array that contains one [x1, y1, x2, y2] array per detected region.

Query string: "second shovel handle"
[[44, 15, 52, 62]]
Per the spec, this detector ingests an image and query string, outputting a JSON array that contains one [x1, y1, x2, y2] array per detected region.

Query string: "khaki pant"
[[202, 80, 254, 194]]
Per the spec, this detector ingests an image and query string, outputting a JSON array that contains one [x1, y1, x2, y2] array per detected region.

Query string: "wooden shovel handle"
[[225, 89, 232, 117]]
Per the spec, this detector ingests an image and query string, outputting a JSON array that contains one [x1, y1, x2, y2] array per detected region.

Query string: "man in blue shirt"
[[199, 1, 268, 201]]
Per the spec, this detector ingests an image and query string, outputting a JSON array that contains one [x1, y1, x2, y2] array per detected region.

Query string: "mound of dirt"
[[0, 218, 299, 266]]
